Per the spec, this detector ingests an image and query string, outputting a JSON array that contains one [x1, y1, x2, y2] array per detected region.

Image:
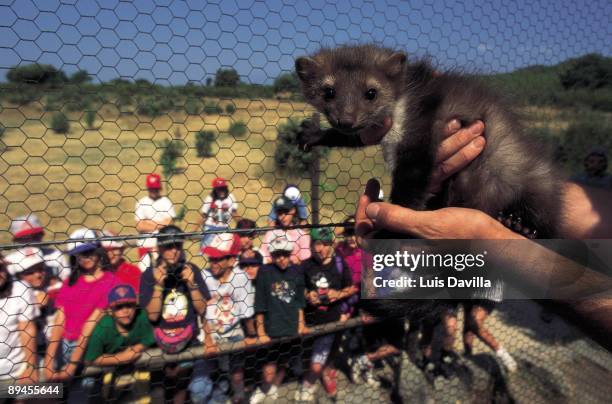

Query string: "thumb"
[[365, 202, 429, 238]]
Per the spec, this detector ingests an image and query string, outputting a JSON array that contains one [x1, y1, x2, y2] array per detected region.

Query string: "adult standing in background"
[[134, 173, 176, 272]]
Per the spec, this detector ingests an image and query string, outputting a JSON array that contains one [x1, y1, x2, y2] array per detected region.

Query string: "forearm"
[[298, 310, 306, 331], [560, 182, 612, 239], [69, 310, 102, 365], [189, 288, 207, 316], [45, 311, 65, 370], [255, 314, 267, 337], [19, 321, 37, 377], [92, 345, 146, 366], [145, 287, 163, 321], [242, 318, 257, 337]]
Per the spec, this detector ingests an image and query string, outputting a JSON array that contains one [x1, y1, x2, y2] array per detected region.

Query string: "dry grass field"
[[0, 98, 390, 263]]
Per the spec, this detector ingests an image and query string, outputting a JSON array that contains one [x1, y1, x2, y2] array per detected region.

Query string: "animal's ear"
[[295, 57, 320, 82], [382, 52, 407, 77]]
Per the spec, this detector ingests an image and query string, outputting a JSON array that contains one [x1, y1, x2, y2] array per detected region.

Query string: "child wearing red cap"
[[135, 173, 176, 271], [196, 177, 240, 248], [199, 233, 255, 403]]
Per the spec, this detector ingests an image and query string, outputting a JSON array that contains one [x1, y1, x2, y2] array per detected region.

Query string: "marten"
[[295, 44, 562, 239]]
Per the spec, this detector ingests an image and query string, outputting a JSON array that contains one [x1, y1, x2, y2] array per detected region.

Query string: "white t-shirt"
[[135, 196, 176, 248], [202, 266, 254, 341], [0, 281, 40, 380], [200, 194, 237, 228]]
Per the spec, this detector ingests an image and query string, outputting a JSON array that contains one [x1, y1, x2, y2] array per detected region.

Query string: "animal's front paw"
[[298, 113, 325, 151]]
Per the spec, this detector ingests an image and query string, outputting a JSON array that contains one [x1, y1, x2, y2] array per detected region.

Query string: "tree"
[[215, 68, 240, 87], [206, 77, 213, 86], [70, 69, 92, 84], [560, 54, 612, 90], [274, 117, 329, 224], [6, 64, 67, 85], [273, 72, 300, 93]]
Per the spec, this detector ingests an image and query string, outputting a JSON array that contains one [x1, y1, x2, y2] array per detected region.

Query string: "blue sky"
[[0, 0, 610, 85]]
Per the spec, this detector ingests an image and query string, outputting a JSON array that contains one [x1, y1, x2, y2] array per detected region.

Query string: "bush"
[[225, 104, 236, 115], [159, 139, 185, 177], [228, 121, 247, 138], [84, 110, 96, 129], [50, 112, 70, 134], [8, 87, 37, 105], [195, 130, 216, 158], [7, 64, 67, 85], [204, 101, 219, 115], [137, 100, 162, 117], [560, 54, 612, 90], [561, 116, 612, 172], [273, 72, 300, 93], [184, 99, 202, 115], [215, 68, 240, 87]]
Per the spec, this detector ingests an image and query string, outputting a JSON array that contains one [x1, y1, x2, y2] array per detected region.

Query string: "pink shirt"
[[336, 243, 364, 291], [260, 229, 311, 264], [56, 271, 118, 341]]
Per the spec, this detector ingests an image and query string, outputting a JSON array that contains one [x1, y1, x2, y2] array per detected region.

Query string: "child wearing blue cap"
[[84, 284, 155, 366]]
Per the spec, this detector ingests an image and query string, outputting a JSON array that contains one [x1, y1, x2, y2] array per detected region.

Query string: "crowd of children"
[[0, 175, 517, 403]]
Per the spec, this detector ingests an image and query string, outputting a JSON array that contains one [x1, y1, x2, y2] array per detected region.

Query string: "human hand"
[[205, 341, 220, 357], [180, 264, 196, 288], [355, 178, 518, 240], [327, 289, 341, 302], [299, 325, 311, 335], [428, 120, 486, 194], [244, 336, 258, 346], [257, 335, 271, 345], [306, 291, 320, 305], [153, 261, 167, 285]]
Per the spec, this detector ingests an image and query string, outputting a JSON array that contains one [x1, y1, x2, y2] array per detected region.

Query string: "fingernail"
[[366, 204, 380, 220], [471, 136, 485, 148], [447, 119, 460, 132], [470, 121, 484, 135]]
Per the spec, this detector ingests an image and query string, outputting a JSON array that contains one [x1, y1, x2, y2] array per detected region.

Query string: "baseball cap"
[[239, 251, 263, 266], [10, 214, 44, 240], [212, 177, 227, 188], [273, 197, 294, 212], [146, 173, 161, 189], [100, 229, 125, 249], [311, 227, 334, 243], [202, 232, 241, 258], [108, 284, 137, 307], [267, 231, 294, 254], [284, 185, 301, 202], [67, 228, 100, 256], [6, 247, 44, 276]]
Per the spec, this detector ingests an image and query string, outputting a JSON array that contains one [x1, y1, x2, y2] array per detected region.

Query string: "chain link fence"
[[0, 0, 611, 402]]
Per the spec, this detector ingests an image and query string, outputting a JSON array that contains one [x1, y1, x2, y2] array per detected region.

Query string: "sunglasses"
[[271, 251, 291, 258]]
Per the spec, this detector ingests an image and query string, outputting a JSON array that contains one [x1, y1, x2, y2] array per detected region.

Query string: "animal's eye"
[[365, 88, 377, 100], [323, 86, 335, 101]]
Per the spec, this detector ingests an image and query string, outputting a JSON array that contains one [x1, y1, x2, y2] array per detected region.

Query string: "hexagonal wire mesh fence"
[[0, 0, 611, 402]]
